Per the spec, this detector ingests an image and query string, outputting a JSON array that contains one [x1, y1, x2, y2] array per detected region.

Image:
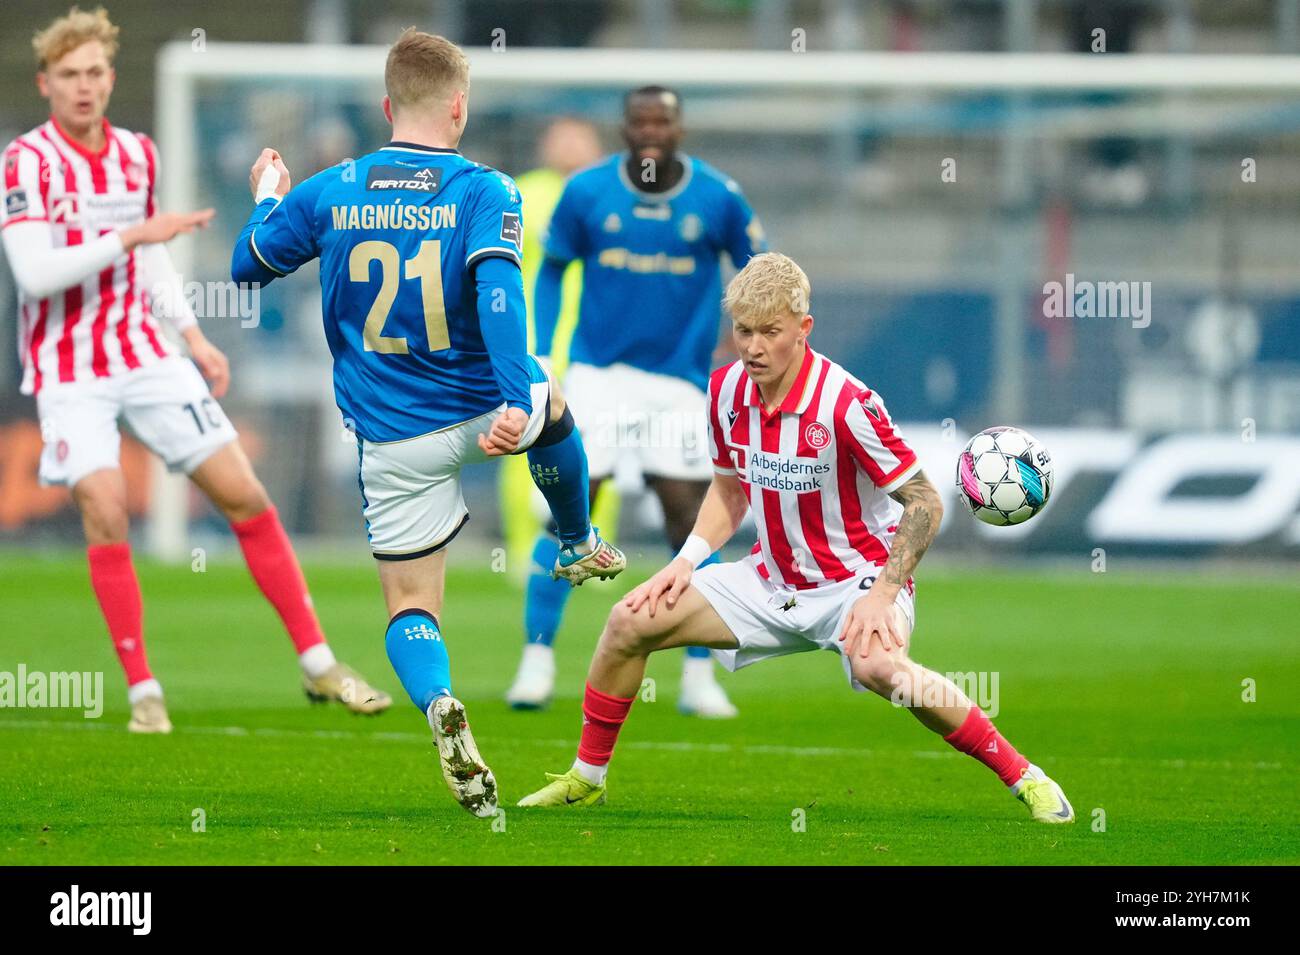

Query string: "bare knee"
[[377, 554, 445, 619], [219, 477, 271, 524], [850, 650, 913, 698], [208, 466, 272, 524], [73, 473, 129, 545], [600, 602, 662, 658], [547, 372, 567, 423], [188, 443, 272, 524]]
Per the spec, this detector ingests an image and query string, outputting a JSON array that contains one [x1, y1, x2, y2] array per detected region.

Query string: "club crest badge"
[[804, 421, 831, 450]]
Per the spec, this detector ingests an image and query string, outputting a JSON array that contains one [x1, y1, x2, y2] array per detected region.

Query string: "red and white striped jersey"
[[707, 346, 921, 591], [2, 117, 174, 395]]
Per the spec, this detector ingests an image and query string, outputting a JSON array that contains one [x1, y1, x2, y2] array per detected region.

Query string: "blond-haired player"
[[1, 6, 391, 732], [507, 86, 763, 717], [232, 29, 625, 817], [519, 253, 1076, 824]]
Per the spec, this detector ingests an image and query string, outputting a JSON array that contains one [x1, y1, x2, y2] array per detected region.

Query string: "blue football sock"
[[526, 417, 591, 547], [685, 551, 722, 659], [525, 534, 572, 646], [384, 609, 451, 713]]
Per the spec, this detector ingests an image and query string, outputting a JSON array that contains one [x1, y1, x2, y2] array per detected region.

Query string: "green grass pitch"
[[1, 552, 1296, 865]]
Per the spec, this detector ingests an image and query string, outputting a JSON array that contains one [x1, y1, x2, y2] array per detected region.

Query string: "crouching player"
[[519, 253, 1075, 824], [232, 30, 625, 817]]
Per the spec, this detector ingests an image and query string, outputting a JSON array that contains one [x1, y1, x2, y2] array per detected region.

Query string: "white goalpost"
[[149, 43, 1300, 560]]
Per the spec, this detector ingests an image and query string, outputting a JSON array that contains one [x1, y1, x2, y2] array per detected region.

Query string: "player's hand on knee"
[[626, 558, 692, 617], [477, 407, 528, 456], [839, 591, 903, 658]]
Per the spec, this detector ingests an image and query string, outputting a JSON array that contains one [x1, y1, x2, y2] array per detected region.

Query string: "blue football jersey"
[[239, 143, 526, 442], [541, 153, 766, 388]]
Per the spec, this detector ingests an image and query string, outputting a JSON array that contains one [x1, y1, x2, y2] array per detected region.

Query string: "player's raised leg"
[[375, 550, 497, 818], [842, 593, 1074, 824], [507, 361, 620, 709], [518, 561, 737, 807], [521, 368, 625, 586], [506, 478, 603, 709], [188, 440, 391, 714]]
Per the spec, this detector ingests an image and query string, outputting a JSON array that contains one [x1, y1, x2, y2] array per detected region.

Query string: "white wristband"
[[676, 534, 712, 569], [255, 165, 282, 203]]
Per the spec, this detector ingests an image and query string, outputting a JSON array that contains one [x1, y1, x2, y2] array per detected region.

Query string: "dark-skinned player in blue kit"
[[507, 86, 767, 718]]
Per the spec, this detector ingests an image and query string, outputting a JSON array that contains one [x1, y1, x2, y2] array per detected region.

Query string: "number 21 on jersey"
[[348, 239, 449, 354]]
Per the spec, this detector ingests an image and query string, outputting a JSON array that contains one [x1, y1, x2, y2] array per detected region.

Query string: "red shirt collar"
[[49, 115, 112, 162], [741, 345, 816, 420]]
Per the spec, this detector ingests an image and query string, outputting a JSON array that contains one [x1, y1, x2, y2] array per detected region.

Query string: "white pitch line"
[[0, 718, 1286, 772]]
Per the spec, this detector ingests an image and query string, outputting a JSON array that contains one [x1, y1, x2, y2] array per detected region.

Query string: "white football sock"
[[681, 655, 715, 682], [299, 643, 337, 679], [127, 679, 163, 705], [1010, 763, 1045, 793], [520, 642, 555, 671], [573, 758, 608, 785], [570, 528, 597, 556]]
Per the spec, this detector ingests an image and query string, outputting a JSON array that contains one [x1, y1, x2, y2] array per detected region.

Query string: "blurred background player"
[[519, 253, 1076, 825], [0, 6, 391, 733], [231, 30, 624, 817], [506, 86, 767, 716], [498, 116, 618, 583]]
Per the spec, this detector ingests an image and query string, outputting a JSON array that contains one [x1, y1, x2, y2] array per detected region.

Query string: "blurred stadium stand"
[[2, 1, 1298, 558]]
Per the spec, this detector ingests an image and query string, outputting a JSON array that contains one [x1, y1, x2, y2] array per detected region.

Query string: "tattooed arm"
[[881, 470, 945, 594], [839, 470, 944, 658]]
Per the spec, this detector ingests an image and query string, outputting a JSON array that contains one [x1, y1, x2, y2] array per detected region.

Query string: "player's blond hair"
[[33, 6, 119, 70], [385, 28, 470, 114], [723, 252, 812, 324]]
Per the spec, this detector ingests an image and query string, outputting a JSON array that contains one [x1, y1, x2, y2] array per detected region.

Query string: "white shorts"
[[35, 356, 236, 487], [563, 362, 711, 482], [692, 553, 917, 692], [358, 360, 551, 559]]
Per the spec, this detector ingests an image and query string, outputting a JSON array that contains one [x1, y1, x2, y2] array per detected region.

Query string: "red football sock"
[[943, 705, 1030, 786], [87, 542, 152, 686], [231, 505, 326, 654], [576, 683, 635, 766]]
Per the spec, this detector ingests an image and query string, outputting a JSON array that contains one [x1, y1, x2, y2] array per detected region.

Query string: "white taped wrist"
[[255, 166, 282, 203], [677, 534, 712, 569]]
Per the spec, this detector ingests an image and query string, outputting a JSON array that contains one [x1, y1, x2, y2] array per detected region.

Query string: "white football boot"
[[677, 656, 739, 719], [505, 643, 556, 710], [1012, 763, 1076, 824], [127, 695, 173, 734], [428, 696, 498, 818]]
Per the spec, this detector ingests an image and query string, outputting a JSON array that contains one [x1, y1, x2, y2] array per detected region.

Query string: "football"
[[956, 426, 1053, 526]]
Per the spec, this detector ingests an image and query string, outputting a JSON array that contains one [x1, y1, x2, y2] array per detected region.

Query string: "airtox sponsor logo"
[[366, 164, 442, 192]]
